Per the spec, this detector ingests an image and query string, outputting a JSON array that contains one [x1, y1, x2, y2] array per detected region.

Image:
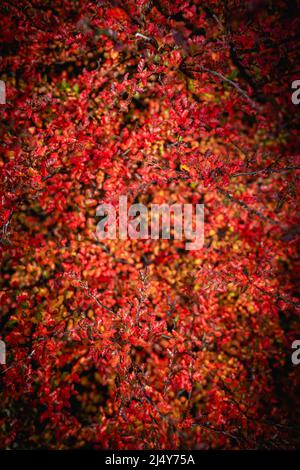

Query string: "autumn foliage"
[[0, 0, 300, 450]]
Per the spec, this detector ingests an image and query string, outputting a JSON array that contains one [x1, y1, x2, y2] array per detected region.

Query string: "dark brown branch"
[[217, 187, 279, 225]]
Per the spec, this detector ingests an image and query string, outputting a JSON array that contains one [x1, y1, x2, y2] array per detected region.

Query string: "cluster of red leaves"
[[0, 0, 300, 450]]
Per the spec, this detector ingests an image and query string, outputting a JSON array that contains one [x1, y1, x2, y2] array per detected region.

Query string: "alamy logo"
[[0, 80, 6, 104], [0, 340, 6, 365], [291, 340, 300, 365], [291, 80, 300, 105], [96, 196, 204, 250]]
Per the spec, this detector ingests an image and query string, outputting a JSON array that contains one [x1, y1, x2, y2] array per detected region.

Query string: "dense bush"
[[0, 0, 299, 449]]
